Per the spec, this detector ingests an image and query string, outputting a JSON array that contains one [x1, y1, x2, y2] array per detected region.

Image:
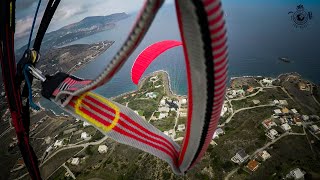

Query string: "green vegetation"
[[128, 99, 158, 120], [83, 126, 97, 135], [85, 145, 94, 155], [48, 167, 69, 180], [150, 116, 176, 132], [207, 107, 274, 178], [178, 117, 187, 125], [137, 110, 144, 116], [231, 88, 292, 110], [291, 126, 304, 134], [154, 112, 160, 118], [249, 135, 320, 179], [41, 147, 83, 179], [90, 131, 105, 142]]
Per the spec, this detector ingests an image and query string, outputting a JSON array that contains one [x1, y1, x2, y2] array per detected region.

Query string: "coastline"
[[137, 70, 187, 98], [40, 71, 316, 116]]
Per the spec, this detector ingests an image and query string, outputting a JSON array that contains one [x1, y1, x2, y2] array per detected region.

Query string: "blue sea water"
[[40, 1, 320, 111], [71, 2, 320, 98]]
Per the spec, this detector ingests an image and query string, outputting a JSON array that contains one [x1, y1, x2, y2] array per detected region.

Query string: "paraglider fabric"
[[49, 0, 228, 174], [131, 40, 182, 84]]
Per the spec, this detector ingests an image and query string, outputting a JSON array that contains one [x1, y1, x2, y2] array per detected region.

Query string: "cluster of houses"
[[261, 78, 274, 87], [159, 98, 178, 119], [260, 99, 320, 139], [151, 97, 187, 121], [231, 148, 272, 173], [226, 89, 246, 99]]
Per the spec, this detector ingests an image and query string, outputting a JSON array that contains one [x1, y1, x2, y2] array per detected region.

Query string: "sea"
[[37, 2, 320, 112]]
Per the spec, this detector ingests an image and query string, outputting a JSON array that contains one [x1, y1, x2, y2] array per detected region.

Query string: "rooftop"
[[247, 160, 260, 172], [237, 149, 248, 159], [274, 109, 282, 114], [281, 123, 291, 131]]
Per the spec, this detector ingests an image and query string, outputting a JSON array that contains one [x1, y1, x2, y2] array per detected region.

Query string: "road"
[[309, 84, 320, 107], [62, 163, 76, 179], [229, 87, 263, 102], [225, 131, 306, 180], [42, 136, 108, 165], [0, 127, 13, 138], [224, 167, 240, 180], [17, 136, 108, 180], [221, 104, 275, 126]]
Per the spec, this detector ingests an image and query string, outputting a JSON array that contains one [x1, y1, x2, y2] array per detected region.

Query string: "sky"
[[15, 0, 174, 39]]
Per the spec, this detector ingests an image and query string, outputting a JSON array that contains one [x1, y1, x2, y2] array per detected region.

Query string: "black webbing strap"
[[33, 0, 61, 52], [0, 1, 41, 179], [20, 0, 61, 102]]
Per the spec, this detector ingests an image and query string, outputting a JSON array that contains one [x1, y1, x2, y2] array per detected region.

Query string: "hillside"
[[16, 12, 129, 57]]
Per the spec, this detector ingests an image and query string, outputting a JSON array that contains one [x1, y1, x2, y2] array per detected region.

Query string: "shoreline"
[[137, 70, 187, 98], [40, 71, 316, 116]]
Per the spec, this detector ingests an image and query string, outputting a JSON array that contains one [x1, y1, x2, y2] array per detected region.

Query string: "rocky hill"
[[16, 12, 129, 57]]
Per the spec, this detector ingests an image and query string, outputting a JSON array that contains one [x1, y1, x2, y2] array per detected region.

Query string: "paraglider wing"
[[131, 40, 182, 84]]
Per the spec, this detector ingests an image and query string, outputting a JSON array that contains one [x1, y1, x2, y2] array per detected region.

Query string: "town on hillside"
[[0, 72, 320, 179]]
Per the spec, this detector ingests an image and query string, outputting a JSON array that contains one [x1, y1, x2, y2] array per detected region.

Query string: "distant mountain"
[[16, 12, 129, 57]]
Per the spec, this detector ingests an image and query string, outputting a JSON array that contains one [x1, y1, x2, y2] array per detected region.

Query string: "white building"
[[81, 132, 91, 140], [258, 150, 271, 161], [266, 129, 278, 140], [281, 123, 292, 131], [262, 79, 273, 85], [146, 92, 157, 99], [177, 124, 186, 132], [160, 99, 166, 106], [279, 100, 288, 106], [54, 140, 63, 148], [159, 113, 168, 119], [252, 100, 261, 105], [291, 109, 298, 114], [231, 149, 249, 164], [159, 106, 170, 113], [212, 128, 225, 139], [46, 146, 53, 153], [83, 121, 90, 127], [181, 99, 187, 105], [71, 158, 80, 166], [288, 168, 305, 180], [44, 137, 51, 144], [310, 125, 319, 133], [302, 115, 310, 121], [273, 100, 280, 105], [168, 129, 176, 139], [98, 145, 108, 154], [220, 105, 228, 117], [164, 131, 169, 136], [274, 109, 282, 115]]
